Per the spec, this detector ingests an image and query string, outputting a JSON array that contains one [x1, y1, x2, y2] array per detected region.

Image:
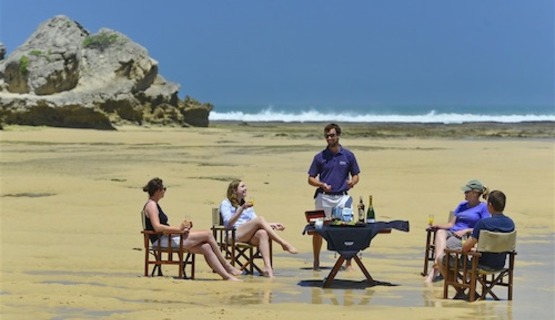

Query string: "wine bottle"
[[358, 196, 365, 222], [366, 195, 376, 223]]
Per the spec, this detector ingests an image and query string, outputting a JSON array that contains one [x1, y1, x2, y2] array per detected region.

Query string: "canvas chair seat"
[[443, 230, 516, 302], [210, 208, 272, 275]]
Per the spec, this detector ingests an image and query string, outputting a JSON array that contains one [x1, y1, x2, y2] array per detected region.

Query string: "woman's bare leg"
[[425, 229, 447, 283], [249, 230, 273, 277], [236, 216, 298, 254], [184, 231, 242, 276], [187, 242, 240, 281]]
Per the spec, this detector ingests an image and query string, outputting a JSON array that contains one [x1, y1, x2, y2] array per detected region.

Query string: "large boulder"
[[2, 16, 86, 95], [0, 15, 212, 129]]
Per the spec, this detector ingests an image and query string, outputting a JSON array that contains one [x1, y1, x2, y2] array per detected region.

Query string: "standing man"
[[308, 123, 360, 270]]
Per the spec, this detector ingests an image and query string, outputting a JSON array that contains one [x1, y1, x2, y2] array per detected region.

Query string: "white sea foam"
[[210, 108, 555, 124]]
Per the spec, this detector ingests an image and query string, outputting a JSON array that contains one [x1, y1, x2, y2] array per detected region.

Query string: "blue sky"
[[1, 0, 554, 110]]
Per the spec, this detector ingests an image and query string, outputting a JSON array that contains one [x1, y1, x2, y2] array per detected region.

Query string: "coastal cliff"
[[0, 15, 212, 130]]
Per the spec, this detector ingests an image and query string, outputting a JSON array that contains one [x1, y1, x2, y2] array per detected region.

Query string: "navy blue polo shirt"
[[471, 214, 515, 270], [308, 145, 360, 193]]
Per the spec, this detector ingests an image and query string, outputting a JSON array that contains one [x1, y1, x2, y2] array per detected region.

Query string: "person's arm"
[[347, 174, 359, 189], [454, 228, 472, 238], [221, 200, 251, 228], [462, 237, 477, 252], [145, 202, 185, 233], [347, 153, 361, 189], [308, 155, 331, 192], [434, 213, 456, 230], [308, 175, 331, 192]]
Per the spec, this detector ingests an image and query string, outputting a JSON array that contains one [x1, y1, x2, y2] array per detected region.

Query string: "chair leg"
[[422, 230, 436, 277], [423, 230, 432, 276], [508, 254, 514, 300], [248, 246, 255, 275], [190, 253, 195, 279], [144, 249, 150, 277], [468, 272, 478, 302], [182, 252, 195, 280], [508, 270, 513, 300], [442, 261, 452, 299], [151, 251, 164, 277], [480, 272, 507, 301], [178, 252, 184, 279], [234, 248, 249, 272]]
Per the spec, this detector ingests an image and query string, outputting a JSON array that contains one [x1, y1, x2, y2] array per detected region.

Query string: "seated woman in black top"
[[142, 177, 241, 281]]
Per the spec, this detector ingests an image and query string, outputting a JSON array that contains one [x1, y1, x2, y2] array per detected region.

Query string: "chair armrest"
[[444, 248, 481, 258], [142, 230, 185, 236], [210, 225, 238, 246], [141, 230, 186, 251], [443, 248, 481, 272], [210, 225, 237, 232]]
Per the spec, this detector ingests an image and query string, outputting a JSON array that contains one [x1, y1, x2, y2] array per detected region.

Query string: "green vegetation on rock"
[[83, 32, 119, 51], [19, 55, 30, 75]]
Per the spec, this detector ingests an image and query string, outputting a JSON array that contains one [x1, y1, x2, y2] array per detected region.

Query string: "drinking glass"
[[428, 214, 435, 226], [183, 215, 192, 229]]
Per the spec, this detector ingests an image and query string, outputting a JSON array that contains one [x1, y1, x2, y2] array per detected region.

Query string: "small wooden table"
[[304, 220, 410, 288]]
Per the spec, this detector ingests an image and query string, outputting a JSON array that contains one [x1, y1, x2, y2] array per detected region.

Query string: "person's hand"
[[180, 219, 192, 232], [321, 183, 332, 192], [272, 223, 285, 231], [347, 180, 355, 189], [243, 201, 254, 209], [454, 230, 467, 238]]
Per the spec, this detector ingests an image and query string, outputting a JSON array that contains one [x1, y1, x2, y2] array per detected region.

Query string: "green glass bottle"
[[366, 195, 376, 223], [357, 196, 365, 223]]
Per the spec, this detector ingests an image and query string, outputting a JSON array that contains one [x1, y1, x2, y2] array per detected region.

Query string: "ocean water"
[[210, 104, 555, 124]]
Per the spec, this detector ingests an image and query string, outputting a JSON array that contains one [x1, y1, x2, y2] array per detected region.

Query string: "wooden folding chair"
[[421, 211, 454, 276], [443, 230, 517, 302], [141, 212, 195, 279], [210, 207, 272, 275]]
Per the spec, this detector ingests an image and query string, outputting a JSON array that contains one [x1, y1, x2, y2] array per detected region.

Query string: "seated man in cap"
[[461, 190, 515, 269]]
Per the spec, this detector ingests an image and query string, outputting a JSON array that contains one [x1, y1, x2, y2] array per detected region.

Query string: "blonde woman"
[[220, 179, 298, 277], [425, 179, 491, 283]]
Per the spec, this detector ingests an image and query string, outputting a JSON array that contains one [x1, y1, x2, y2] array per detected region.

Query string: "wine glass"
[[183, 215, 192, 229], [428, 214, 435, 226]]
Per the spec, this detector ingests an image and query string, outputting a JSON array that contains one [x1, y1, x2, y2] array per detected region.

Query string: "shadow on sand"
[[298, 266, 333, 271], [298, 279, 398, 289]]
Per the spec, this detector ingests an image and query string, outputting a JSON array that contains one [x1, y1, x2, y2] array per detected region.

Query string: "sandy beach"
[[1, 122, 554, 319]]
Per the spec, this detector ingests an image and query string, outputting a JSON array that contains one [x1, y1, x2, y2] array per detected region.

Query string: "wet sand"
[[1, 123, 554, 319]]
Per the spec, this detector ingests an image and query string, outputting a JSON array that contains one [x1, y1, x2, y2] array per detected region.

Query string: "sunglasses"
[[161, 187, 167, 191], [324, 133, 337, 138]]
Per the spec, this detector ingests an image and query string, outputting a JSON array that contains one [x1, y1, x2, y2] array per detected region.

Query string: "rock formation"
[[0, 43, 6, 61], [0, 16, 212, 130]]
